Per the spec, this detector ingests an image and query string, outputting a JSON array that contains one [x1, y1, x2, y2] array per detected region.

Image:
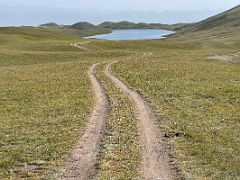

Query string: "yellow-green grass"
[[0, 61, 94, 178], [95, 63, 141, 179], [113, 47, 240, 179], [1, 24, 240, 179], [0, 27, 113, 178]]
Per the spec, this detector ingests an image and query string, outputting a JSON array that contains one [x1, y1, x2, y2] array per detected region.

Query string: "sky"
[[0, 0, 240, 26], [0, 0, 239, 11]]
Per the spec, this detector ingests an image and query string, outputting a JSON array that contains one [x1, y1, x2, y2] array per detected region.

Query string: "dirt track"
[[59, 63, 109, 180], [67, 40, 176, 179], [70, 41, 91, 51], [104, 60, 177, 180]]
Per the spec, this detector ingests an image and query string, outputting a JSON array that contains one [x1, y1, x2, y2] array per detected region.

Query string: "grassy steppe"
[[113, 40, 240, 179], [0, 27, 96, 178], [0, 27, 127, 179], [0, 62, 93, 178], [0, 21, 240, 179]]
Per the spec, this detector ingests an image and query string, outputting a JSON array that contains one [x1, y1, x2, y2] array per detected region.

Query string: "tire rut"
[[104, 60, 177, 180], [70, 41, 91, 51], [59, 63, 109, 180]]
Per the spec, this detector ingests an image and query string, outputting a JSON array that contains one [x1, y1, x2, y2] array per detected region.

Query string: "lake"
[[85, 29, 173, 40]]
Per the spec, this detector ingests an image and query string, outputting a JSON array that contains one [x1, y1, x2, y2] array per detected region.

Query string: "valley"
[[0, 5, 240, 180]]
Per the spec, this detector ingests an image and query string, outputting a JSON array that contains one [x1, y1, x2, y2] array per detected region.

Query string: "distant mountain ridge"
[[37, 21, 190, 37], [97, 21, 189, 30], [66, 21, 190, 31], [37, 4, 240, 38], [39, 23, 62, 28], [0, 5, 221, 26]]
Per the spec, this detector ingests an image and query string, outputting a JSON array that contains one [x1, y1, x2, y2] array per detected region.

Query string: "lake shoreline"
[[84, 29, 174, 41]]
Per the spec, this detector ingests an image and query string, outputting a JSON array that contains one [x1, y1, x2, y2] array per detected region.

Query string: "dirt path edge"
[[59, 63, 109, 180], [105, 60, 177, 180]]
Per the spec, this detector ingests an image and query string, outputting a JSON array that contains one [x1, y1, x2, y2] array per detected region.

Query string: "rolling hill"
[[39, 22, 62, 28], [185, 5, 240, 32], [55, 21, 191, 37], [39, 5, 240, 35], [98, 21, 190, 30], [69, 21, 96, 30]]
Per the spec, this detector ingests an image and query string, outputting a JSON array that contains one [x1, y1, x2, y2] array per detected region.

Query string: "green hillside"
[[185, 5, 240, 32], [98, 21, 190, 30], [69, 22, 96, 30], [65, 21, 190, 34]]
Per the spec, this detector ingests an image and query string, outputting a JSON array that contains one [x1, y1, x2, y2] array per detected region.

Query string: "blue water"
[[85, 29, 173, 40]]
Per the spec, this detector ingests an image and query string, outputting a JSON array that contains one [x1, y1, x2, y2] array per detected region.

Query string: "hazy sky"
[[0, 0, 239, 11], [0, 0, 239, 26]]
